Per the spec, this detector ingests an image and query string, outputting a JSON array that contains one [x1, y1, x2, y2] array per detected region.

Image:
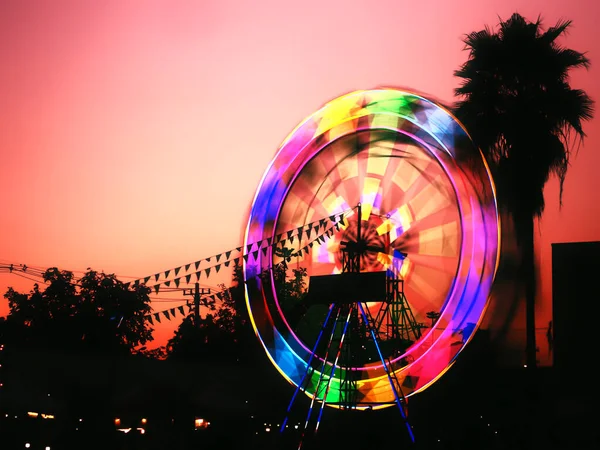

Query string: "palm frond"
[[541, 18, 572, 44]]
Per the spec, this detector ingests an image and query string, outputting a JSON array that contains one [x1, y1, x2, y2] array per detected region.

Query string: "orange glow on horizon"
[[1, 0, 598, 357]]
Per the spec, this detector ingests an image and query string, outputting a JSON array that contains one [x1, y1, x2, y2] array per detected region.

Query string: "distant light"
[[137, 427, 146, 434], [27, 412, 39, 418], [265, 427, 271, 432], [523, 364, 527, 368], [294, 425, 298, 429], [141, 418, 147, 424], [115, 418, 121, 426], [25, 444, 30, 449], [79, 418, 83, 422], [45, 447, 51, 450]]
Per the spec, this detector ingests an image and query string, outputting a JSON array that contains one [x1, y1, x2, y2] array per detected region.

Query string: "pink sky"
[[1, 0, 599, 353]]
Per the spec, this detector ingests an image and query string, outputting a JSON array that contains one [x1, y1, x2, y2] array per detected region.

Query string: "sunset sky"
[[1, 0, 598, 352]]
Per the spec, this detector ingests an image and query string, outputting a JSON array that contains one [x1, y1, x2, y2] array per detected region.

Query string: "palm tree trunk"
[[522, 218, 537, 370]]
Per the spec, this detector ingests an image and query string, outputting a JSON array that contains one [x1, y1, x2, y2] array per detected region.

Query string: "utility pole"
[[183, 283, 211, 328]]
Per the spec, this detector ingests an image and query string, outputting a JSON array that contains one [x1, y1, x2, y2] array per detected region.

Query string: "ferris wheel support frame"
[[281, 204, 416, 446]]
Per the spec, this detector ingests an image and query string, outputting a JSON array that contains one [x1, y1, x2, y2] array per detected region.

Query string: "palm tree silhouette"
[[453, 13, 594, 369]]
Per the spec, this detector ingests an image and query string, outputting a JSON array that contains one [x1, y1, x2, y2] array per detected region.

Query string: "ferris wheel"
[[243, 89, 499, 441]]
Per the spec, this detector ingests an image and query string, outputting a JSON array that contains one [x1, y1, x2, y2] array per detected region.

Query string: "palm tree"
[[453, 13, 594, 369]]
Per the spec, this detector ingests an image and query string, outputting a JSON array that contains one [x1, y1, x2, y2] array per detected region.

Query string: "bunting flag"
[[170, 308, 176, 317], [134, 210, 350, 295], [148, 315, 153, 325], [164, 310, 170, 320], [154, 313, 161, 323], [178, 306, 185, 315]]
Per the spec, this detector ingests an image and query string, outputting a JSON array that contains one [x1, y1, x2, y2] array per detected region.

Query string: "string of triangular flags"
[[127, 210, 351, 294], [143, 218, 343, 323], [146, 303, 189, 325]]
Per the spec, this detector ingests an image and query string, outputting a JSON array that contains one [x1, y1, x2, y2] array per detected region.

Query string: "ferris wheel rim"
[[244, 88, 500, 406]]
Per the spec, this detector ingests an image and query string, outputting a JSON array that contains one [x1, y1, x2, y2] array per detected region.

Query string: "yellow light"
[[195, 418, 208, 429], [27, 412, 39, 418], [114, 418, 121, 426], [141, 418, 147, 424]]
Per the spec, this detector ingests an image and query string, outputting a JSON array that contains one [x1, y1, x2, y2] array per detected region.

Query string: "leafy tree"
[[166, 313, 222, 361], [3, 268, 153, 354], [166, 257, 308, 363], [454, 13, 594, 368], [167, 261, 249, 362]]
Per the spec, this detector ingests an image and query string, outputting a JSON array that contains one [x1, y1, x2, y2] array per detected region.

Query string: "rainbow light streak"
[[244, 89, 499, 408]]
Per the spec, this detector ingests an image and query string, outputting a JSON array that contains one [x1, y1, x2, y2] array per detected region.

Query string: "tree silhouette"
[[166, 261, 250, 362], [454, 13, 594, 369], [166, 257, 308, 364], [3, 268, 153, 354]]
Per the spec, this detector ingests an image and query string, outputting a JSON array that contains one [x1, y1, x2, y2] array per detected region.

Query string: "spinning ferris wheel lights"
[[244, 88, 500, 445]]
